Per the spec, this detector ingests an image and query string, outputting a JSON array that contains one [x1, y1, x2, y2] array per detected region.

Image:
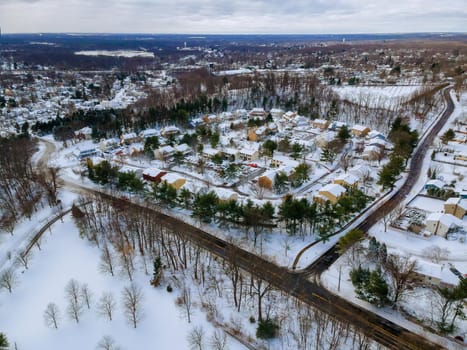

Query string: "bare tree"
[[121, 283, 144, 328], [98, 292, 117, 321], [16, 252, 32, 270], [209, 330, 227, 350], [384, 254, 418, 305], [44, 303, 61, 329], [178, 285, 194, 323], [0, 268, 18, 293], [96, 335, 121, 350], [422, 245, 450, 264], [66, 279, 83, 323], [80, 283, 93, 309], [187, 326, 205, 350], [99, 243, 116, 277]]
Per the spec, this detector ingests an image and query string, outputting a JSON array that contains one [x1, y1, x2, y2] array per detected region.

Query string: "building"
[[333, 173, 359, 188], [153, 145, 175, 161], [315, 183, 347, 204], [311, 119, 330, 130], [425, 212, 464, 238], [212, 188, 238, 202], [249, 107, 267, 120], [74, 126, 93, 140], [161, 126, 180, 137], [174, 143, 192, 156], [414, 260, 458, 288], [142, 167, 166, 182], [74, 145, 98, 159], [352, 124, 370, 137], [270, 154, 299, 169], [444, 197, 467, 219], [120, 132, 139, 145], [160, 173, 186, 190], [139, 129, 159, 139], [239, 143, 260, 162]]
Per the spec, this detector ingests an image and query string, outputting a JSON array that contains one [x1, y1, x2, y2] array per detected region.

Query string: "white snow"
[[0, 215, 246, 350], [75, 50, 155, 58]]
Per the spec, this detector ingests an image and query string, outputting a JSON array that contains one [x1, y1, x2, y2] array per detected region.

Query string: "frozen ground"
[[0, 214, 246, 350], [332, 85, 422, 109]]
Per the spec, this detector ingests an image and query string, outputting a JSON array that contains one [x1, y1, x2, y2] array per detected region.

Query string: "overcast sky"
[[1, 0, 466, 34]]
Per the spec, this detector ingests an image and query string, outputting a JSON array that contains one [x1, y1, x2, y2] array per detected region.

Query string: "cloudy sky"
[[1, 0, 466, 34]]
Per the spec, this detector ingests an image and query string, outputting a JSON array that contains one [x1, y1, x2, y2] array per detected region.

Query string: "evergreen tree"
[[151, 257, 163, 287], [256, 319, 279, 340], [0, 333, 9, 350]]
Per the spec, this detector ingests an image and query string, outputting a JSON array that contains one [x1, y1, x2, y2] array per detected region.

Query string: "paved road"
[[307, 87, 455, 276]]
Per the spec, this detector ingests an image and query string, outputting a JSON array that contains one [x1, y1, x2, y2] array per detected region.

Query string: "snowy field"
[[333, 85, 422, 109], [0, 215, 246, 350], [75, 50, 155, 58]]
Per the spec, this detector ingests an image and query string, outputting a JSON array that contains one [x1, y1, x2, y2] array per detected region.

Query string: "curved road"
[[307, 87, 455, 275]]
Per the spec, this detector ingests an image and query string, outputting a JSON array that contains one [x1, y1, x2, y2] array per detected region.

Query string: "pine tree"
[[151, 257, 163, 287], [0, 333, 8, 350]]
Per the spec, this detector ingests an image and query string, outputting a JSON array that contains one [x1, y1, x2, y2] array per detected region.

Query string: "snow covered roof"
[[161, 172, 185, 184], [174, 143, 191, 153], [212, 187, 237, 201], [319, 183, 347, 197], [426, 212, 464, 228], [445, 197, 461, 205], [416, 260, 459, 286], [334, 173, 359, 185], [143, 167, 162, 177], [158, 145, 175, 154], [140, 129, 158, 138], [272, 154, 299, 168], [203, 147, 220, 156], [121, 132, 137, 140], [352, 124, 370, 132], [75, 126, 92, 135]]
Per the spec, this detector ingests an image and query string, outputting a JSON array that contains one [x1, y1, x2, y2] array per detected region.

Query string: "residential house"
[[139, 129, 159, 139], [311, 119, 330, 130], [153, 145, 175, 161], [425, 212, 464, 238], [161, 125, 180, 137], [223, 148, 239, 162], [212, 188, 238, 202], [201, 146, 222, 161], [99, 138, 120, 152], [234, 109, 248, 119], [239, 143, 260, 162], [362, 145, 382, 161], [249, 107, 267, 120], [74, 145, 98, 159], [142, 167, 166, 182], [174, 143, 192, 156], [248, 126, 268, 142], [270, 154, 299, 169], [203, 114, 219, 124], [333, 173, 359, 189], [282, 111, 297, 122], [160, 173, 186, 190], [314, 183, 347, 204], [444, 197, 467, 219], [74, 126, 93, 140], [270, 108, 284, 118], [414, 260, 458, 288], [120, 132, 139, 145], [352, 124, 370, 137]]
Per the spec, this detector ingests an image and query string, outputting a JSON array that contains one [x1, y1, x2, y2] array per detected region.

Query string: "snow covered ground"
[[333, 85, 422, 109], [0, 214, 246, 350], [75, 50, 155, 58]]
